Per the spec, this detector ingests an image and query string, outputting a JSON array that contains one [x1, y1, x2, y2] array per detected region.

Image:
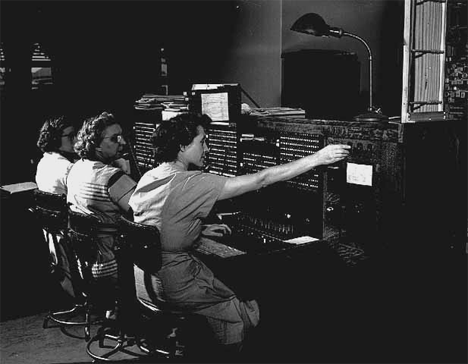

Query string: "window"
[[31, 42, 52, 91], [0, 42, 6, 93]]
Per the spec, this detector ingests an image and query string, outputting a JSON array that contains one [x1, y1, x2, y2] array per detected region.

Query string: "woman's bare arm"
[[218, 144, 350, 201]]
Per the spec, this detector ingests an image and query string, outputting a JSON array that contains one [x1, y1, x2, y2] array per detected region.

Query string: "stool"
[[123, 216, 210, 360], [67, 208, 114, 341], [135, 292, 195, 360], [85, 215, 192, 361], [28, 189, 90, 339], [84, 214, 150, 361], [134, 272, 221, 362]]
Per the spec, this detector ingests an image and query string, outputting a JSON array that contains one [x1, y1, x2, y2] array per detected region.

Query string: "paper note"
[[346, 163, 373, 186], [284, 236, 319, 245], [201, 92, 229, 121], [192, 83, 239, 90]]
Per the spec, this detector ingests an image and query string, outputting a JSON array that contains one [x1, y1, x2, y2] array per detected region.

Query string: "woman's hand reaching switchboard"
[[314, 144, 351, 165]]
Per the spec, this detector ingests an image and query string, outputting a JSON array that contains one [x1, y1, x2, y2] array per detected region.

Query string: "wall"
[[219, 0, 404, 114], [281, 0, 404, 116], [221, 0, 283, 108]]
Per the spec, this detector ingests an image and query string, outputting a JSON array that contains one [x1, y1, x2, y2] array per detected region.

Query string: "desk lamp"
[[291, 13, 388, 122]]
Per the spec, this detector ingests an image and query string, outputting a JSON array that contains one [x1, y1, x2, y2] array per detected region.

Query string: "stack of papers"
[[134, 94, 188, 111], [249, 107, 306, 118]]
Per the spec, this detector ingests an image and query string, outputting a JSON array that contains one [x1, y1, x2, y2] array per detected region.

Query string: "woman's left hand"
[[201, 224, 232, 237], [113, 158, 131, 174]]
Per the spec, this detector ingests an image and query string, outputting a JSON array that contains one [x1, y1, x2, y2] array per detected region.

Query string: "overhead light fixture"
[[291, 13, 388, 122]]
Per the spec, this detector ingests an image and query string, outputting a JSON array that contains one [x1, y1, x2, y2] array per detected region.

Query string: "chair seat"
[[137, 296, 189, 317]]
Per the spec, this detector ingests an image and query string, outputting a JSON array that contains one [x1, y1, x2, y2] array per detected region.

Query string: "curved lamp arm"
[[291, 12, 387, 120], [342, 31, 374, 112]]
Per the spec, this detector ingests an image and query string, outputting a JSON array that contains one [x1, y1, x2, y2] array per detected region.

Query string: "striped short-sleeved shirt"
[[67, 159, 136, 277]]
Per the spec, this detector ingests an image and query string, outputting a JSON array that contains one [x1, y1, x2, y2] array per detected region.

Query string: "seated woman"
[[66, 111, 137, 313], [36, 116, 78, 195], [35, 116, 78, 297], [129, 113, 351, 355]]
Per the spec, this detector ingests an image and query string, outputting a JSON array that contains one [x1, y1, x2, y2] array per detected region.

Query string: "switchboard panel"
[[131, 109, 161, 175], [206, 122, 238, 177], [131, 112, 465, 257], [249, 117, 465, 255]]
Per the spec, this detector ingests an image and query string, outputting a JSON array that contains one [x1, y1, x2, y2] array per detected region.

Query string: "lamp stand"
[[354, 109, 388, 122], [344, 32, 388, 122], [290, 13, 389, 122]]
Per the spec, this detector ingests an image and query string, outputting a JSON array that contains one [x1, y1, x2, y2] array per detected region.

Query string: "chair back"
[[67, 209, 100, 275], [30, 189, 68, 233], [118, 216, 162, 274]]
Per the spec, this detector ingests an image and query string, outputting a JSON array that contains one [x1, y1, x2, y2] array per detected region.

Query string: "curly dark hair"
[[151, 113, 212, 163], [74, 111, 118, 159], [36, 116, 74, 153]]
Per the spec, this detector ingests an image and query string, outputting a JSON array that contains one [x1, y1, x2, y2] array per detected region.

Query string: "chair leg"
[[43, 304, 87, 328], [134, 317, 188, 360], [84, 305, 92, 341], [86, 323, 149, 361], [85, 314, 188, 361], [43, 299, 99, 342]]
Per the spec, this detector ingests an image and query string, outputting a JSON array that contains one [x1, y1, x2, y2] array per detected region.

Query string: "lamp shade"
[[291, 13, 344, 38], [291, 13, 331, 36], [290, 12, 388, 121]]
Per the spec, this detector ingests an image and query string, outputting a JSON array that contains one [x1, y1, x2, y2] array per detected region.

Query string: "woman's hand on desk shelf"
[[202, 224, 232, 238]]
